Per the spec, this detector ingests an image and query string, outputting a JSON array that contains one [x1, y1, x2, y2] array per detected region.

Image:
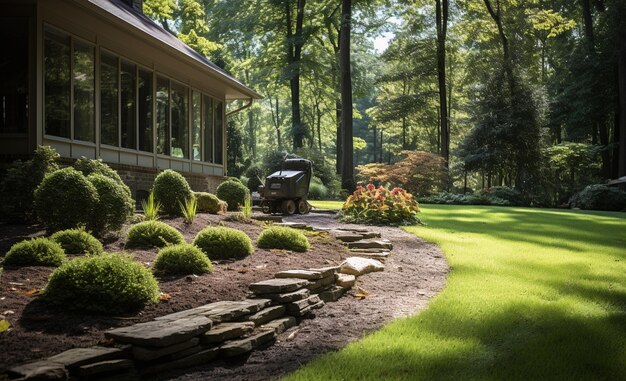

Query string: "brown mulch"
[[0, 213, 449, 380]]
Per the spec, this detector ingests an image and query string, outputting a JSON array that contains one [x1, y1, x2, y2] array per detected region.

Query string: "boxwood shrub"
[[153, 170, 193, 215], [570, 184, 626, 211], [74, 157, 130, 195], [87, 173, 134, 233], [256, 227, 310, 252], [154, 244, 213, 275], [2, 237, 66, 267], [216, 180, 249, 211], [126, 221, 185, 248], [34, 168, 99, 232], [43, 253, 160, 314], [49, 228, 103, 256], [195, 192, 227, 214], [193, 226, 253, 260]]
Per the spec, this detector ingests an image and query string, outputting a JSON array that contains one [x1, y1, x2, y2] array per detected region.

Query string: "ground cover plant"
[[126, 221, 185, 248], [2, 238, 66, 267], [286, 205, 626, 381], [153, 243, 213, 275], [257, 226, 310, 252], [44, 253, 160, 314], [153, 169, 193, 216], [49, 228, 103, 256], [340, 184, 420, 225], [193, 226, 253, 260]]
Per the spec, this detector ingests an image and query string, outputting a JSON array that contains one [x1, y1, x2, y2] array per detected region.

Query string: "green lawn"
[[287, 204, 626, 380]]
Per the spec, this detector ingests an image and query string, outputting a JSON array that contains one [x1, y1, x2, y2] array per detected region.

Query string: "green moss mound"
[[154, 244, 213, 275], [34, 168, 99, 232], [257, 227, 310, 252], [87, 174, 135, 233], [44, 253, 160, 314], [126, 221, 185, 248], [216, 180, 249, 211], [194, 192, 227, 214], [50, 228, 103, 256], [153, 170, 193, 216], [193, 226, 253, 260], [3, 237, 66, 267]]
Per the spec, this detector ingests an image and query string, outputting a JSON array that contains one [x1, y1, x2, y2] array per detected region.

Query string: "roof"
[[85, 0, 262, 100]]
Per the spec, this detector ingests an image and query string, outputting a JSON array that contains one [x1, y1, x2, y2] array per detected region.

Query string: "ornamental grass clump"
[[126, 221, 185, 248], [179, 197, 197, 224], [43, 253, 160, 314], [340, 184, 420, 226], [153, 244, 213, 275], [257, 226, 310, 252], [193, 226, 253, 260], [141, 191, 161, 220], [50, 228, 103, 256], [2, 237, 66, 267]]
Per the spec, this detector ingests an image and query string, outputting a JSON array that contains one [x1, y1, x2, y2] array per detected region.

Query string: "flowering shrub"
[[340, 184, 421, 225]]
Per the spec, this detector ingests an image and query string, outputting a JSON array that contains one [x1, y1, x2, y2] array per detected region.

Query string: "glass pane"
[[170, 82, 188, 159], [203, 95, 213, 163], [100, 52, 118, 146], [0, 18, 29, 134], [214, 101, 223, 165], [138, 69, 153, 152], [120, 61, 136, 149], [73, 41, 95, 142], [44, 28, 70, 138], [192, 91, 201, 161], [156, 77, 169, 155]]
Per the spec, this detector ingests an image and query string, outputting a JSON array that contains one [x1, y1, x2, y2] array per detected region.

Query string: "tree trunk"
[[483, 0, 514, 89], [436, 0, 449, 168], [582, 0, 595, 50], [336, 99, 342, 173], [248, 109, 256, 159], [372, 124, 377, 163], [339, 0, 354, 192], [286, 0, 306, 150], [619, 31, 626, 180], [379, 130, 383, 163]]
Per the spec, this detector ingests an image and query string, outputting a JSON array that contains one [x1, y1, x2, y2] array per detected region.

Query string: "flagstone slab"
[[249, 278, 308, 294], [248, 305, 286, 326], [132, 338, 199, 362], [260, 317, 297, 335], [262, 288, 311, 303], [106, 316, 212, 347], [154, 299, 271, 323], [346, 240, 393, 250], [201, 322, 255, 345], [140, 348, 219, 376], [47, 346, 126, 369], [339, 257, 385, 276], [78, 359, 134, 377], [275, 269, 324, 280], [220, 330, 277, 357]]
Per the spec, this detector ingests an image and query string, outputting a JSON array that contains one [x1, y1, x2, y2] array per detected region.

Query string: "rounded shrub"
[[126, 221, 185, 248], [570, 184, 626, 211], [193, 226, 253, 260], [44, 253, 160, 314], [34, 168, 99, 232], [194, 192, 227, 214], [152, 170, 193, 215], [50, 228, 103, 256], [216, 180, 250, 211], [87, 174, 134, 233], [73, 157, 130, 195], [256, 227, 310, 252], [3, 237, 66, 267], [308, 177, 328, 200], [154, 244, 213, 275], [245, 163, 265, 193]]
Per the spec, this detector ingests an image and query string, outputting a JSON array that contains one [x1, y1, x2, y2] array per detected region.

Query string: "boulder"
[[339, 257, 384, 276]]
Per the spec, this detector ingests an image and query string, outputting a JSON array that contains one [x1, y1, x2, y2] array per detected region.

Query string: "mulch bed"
[[0, 213, 449, 380]]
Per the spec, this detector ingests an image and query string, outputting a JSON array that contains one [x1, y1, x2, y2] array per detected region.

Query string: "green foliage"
[[570, 185, 626, 212], [153, 170, 193, 215], [0, 146, 59, 223], [142, 191, 161, 220], [87, 174, 135, 234], [341, 184, 421, 225], [216, 180, 250, 211], [50, 228, 103, 256], [308, 177, 329, 200], [240, 195, 252, 220], [257, 227, 310, 252], [476, 186, 527, 207], [3, 237, 66, 267], [44, 253, 160, 314], [193, 226, 253, 260], [179, 197, 197, 224], [245, 163, 265, 192], [73, 157, 129, 194], [421, 191, 510, 206], [153, 243, 213, 275], [34, 168, 99, 232], [126, 221, 185, 248], [194, 192, 227, 214]]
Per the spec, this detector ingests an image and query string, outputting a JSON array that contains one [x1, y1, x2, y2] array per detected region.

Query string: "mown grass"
[[309, 200, 344, 210], [286, 204, 626, 381]]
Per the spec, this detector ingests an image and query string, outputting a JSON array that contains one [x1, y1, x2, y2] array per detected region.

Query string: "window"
[[0, 17, 29, 134], [138, 69, 153, 152], [170, 82, 188, 159], [100, 52, 118, 146], [73, 41, 95, 142], [156, 77, 169, 155], [203, 95, 213, 163], [44, 28, 70, 138], [120, 61, 136, 149], [192, 91, 201, 161], [214, 101, 223, 165]]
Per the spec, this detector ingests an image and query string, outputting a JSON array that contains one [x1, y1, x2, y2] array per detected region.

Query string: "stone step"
[[275, 269, 324, 280], [259, 317, 297, 335], [139, 348, 219, 377], [332, 232, 366, 242], [78, 359, 134, 377], [339, 257, 385, 276], [248, 305, 286, 326], [249, 278, 308, 295], [201, 322, 255, 345], [132, 338, 199, 362], [106, 316, 212, 348], [220, 330, 277, 357], [346, 240, 393, 250], [154, 299, 271, 323]]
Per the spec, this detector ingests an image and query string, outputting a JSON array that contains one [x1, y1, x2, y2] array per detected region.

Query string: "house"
[[0, 0, 261, 198]]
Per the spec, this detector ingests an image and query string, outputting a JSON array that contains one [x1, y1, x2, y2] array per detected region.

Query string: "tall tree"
[[436, 0, 449, 169], [285, 0, 307, 150], [340, 0, 355, 191]]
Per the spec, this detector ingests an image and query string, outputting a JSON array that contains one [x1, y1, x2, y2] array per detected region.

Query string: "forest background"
[[143, 0, 626, 209]]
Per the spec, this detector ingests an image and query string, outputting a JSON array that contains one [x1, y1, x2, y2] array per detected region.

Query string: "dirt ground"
[[0, 213, 449, 380]]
